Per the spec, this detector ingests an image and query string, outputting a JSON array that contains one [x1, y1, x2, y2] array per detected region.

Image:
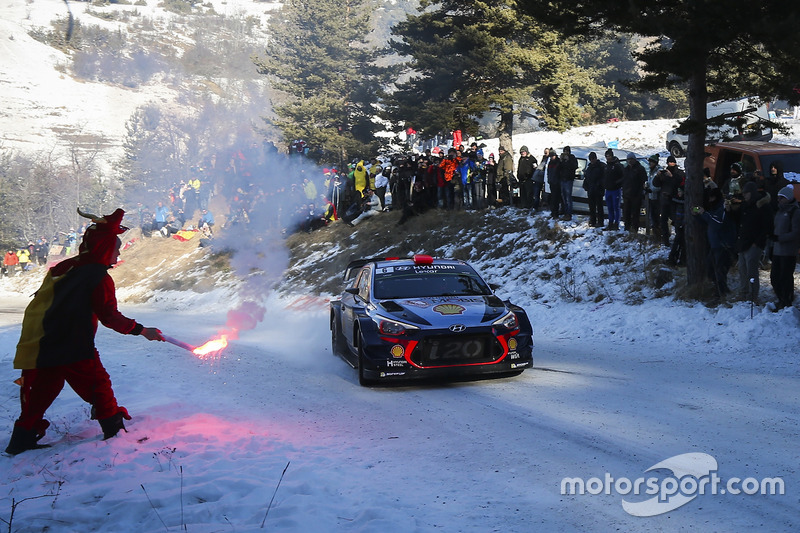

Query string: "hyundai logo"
[[449, 324, 466, 332]]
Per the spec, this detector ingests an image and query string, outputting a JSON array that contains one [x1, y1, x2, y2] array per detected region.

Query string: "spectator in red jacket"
[[3, 249, 19, 277]]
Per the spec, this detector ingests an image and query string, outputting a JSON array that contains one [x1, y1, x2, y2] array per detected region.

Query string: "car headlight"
[[493, 311, 519, 330], [373, 315, 419, 335]]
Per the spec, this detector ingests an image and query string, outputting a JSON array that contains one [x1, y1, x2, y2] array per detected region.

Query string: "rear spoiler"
[[343, 258, 383, 282]]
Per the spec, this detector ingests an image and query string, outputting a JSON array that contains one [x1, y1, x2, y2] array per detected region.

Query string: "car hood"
[[377, 295, 508, 327]]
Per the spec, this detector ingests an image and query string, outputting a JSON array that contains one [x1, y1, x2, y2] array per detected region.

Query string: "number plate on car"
[[416, 335, 499, 366]]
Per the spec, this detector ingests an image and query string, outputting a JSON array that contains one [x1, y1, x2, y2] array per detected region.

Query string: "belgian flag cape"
[[14, 263, 109, 369]]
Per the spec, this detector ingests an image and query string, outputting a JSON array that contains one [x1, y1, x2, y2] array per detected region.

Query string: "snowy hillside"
[[0, 0, 278, 172]]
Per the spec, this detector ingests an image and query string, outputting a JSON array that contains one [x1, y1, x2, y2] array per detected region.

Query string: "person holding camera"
[[653, 155, 685, 246], [692, 187, 737, 298], [351, 188, 382, 226], [645, 154, 662, 238]]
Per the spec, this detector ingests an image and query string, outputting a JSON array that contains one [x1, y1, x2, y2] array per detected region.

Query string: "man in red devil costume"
[[5, 208, 165, 455]]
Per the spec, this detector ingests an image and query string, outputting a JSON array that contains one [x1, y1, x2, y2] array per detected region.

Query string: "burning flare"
[[192, 335, 229, 359]]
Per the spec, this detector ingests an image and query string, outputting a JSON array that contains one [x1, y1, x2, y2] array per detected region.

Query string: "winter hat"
[[588, 152, 597, 161], [777, 185, 795, 199], [520, 146, 529, 153], [667, 155, 677, 164], [604, 148, 615, 157], [626, 152, 636, 160], [648, 154, 659, 163], [731, 162, 743, 174]]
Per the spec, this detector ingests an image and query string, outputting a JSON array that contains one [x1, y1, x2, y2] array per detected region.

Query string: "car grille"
[[411, 334, 503, 367]]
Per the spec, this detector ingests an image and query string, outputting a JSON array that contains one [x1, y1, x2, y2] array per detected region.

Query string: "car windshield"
[[761, 153, 800, 176], [373, 264, 491, 299]]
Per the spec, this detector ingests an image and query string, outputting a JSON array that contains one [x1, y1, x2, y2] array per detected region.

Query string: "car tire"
[[331, 314, 346, 357], [357, 332, 375, 387], [668, 142, 685, 159]]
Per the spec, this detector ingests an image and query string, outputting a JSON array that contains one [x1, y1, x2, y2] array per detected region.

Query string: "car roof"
[[564, 145, 647, 160], [706, 141, 800, 154]]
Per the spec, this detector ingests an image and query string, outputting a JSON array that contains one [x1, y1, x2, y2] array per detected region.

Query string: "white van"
[[665, 97, 772, 158]]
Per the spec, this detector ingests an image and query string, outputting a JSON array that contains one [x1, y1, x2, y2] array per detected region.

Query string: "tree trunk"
[[684, 67, 709, 289], [498, 108, 513, 152]]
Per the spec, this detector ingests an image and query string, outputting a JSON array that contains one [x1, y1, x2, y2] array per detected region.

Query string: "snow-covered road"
[[2, 292, 797, 532]]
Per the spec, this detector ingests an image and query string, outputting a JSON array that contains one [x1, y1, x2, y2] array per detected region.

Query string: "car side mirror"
[[345, 287, 359, 295]]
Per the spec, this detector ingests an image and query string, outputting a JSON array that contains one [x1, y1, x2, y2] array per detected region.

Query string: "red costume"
[[6, 208, 161, 455]]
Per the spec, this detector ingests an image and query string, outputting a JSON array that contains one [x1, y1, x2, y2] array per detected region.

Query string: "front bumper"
[[359, 325, 534, 382]]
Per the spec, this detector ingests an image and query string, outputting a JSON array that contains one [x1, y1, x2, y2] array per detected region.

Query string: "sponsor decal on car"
[[390, 344, 405, 358], [509, 352, 520, 360], [510, 361, 531, 369], [378, 265, 459, 275], [400, 297, 485, 307], [380, 372, 407, 377], [508, 338, 518, 350], [401, 299, 430, 308], [433, 303, 466, 315], [386, 359, 406, 367]]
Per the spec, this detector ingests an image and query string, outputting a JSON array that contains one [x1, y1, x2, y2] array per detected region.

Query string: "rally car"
[[330, 255, 534, 386]]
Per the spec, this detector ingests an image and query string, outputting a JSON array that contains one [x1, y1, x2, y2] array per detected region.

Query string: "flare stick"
[[162, 334, 196, 352]]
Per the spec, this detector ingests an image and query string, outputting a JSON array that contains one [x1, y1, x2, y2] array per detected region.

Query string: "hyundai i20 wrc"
[[329, 255, 534, 386]]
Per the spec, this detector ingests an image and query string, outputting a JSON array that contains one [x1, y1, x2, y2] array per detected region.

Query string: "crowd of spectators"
[[4, 135, 798, 308], [1, 231, 84, 277], [690, 161, 799, 307]]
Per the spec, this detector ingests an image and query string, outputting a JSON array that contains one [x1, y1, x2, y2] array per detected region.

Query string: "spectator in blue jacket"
[[199, 209, 215, 231], [154, 202, 170, 230]]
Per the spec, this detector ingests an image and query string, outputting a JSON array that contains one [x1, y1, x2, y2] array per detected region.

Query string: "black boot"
[[5, 424, 50, 455], [99, 412, 127, 440]]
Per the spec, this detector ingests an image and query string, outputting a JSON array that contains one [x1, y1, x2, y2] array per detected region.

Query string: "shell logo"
[[433, 303, 466, 315], [508, 337, 518, 350], [390, 345, 405, 358]]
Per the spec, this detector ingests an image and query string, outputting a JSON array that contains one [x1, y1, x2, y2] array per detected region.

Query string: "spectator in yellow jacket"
[[17, 249, 31, 272], [354, 160, 368, 196]]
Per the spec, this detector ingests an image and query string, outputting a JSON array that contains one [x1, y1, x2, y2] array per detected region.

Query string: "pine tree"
[[571, 35, 686, 121], [387, 0, 611, 150], [253, 0, 385, 165], [516, 0, 800, 289]]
